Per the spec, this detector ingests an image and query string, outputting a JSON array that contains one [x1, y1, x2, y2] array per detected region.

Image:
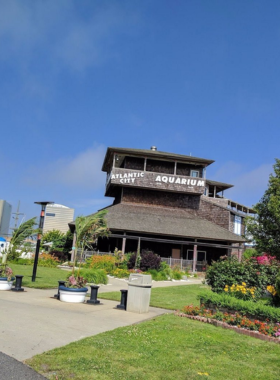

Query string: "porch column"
[[192, 243, 197, 273], [135, 237, 141, 269], [237, 243, 242, 262], [227, 243, 231, 258], [121, 232, 126, 260]]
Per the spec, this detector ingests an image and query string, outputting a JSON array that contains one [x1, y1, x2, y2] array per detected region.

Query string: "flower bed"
[[178, 305, 280, 342], [199, 290, 280, 322]]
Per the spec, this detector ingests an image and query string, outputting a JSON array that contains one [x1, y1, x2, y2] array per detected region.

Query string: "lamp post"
[[32, 201, 54, 282]]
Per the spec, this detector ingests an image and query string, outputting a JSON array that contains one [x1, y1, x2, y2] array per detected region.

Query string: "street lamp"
[[32, 201, 54, 282]]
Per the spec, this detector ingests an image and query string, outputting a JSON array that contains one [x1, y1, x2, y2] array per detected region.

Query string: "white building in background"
[[0, 200, 12, 237], [43, 204, 74, 234]]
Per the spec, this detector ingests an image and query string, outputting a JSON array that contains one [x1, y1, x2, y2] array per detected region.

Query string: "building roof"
[[104, 203, 245, 243], [206, 179, 234, 191], [102, 147, 215, 172]]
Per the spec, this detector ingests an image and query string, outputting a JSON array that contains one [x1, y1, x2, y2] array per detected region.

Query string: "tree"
[[73, 210, 109, 273], [245, 159, 280, 259], [42, 229, 73, 254], [2, 217, 37, 264]]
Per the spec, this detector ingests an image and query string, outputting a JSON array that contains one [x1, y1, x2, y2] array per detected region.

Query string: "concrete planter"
[[59, 285, 88, 303], [0, 277, 14, 291]]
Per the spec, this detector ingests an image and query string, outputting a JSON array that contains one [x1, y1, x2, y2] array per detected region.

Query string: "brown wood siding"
[[146, 159, 174, 174], [122, 188, 201, 210], [124, 156, 145, 170]]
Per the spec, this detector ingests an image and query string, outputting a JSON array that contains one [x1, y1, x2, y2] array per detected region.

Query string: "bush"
[[37, 253, 60, 268], [146, 269, 168, 281], [11, 258, 33, 265], [86, 255, 116, 273], [49, 250, 69, 262], [206, 256, 279, 298], [172, 270, 183, 280], [67, 269, 108, 284], [127, 249, 161, 271], [276, 272, 280, 294], [243, 248, 258, 260], [111, 268, 130, 278], [198, 290, 280, 323]]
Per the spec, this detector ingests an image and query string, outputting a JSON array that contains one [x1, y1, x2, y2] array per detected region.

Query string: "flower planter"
[[59, 285, 88, 303], [0, 277, 15, 291]]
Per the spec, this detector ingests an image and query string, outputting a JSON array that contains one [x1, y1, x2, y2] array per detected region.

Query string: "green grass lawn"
[[99, 284, 208, 309], [26, 313, 280, 380], [9, 264, 69, 288]]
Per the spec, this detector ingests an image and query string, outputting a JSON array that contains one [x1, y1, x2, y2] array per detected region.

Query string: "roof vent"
[[150, 146, 157, 151]]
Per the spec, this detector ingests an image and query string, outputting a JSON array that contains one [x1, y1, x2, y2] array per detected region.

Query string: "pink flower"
[[68, 276, 77, 286]]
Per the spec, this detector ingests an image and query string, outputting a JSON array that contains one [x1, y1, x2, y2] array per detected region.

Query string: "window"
[[190, 170, 199, 177], [234, 215, 242, 235], [187, 250, 206, 261], [46, 213, 55, 217]]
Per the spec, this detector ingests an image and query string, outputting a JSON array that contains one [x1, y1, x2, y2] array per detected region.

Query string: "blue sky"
[[1, 0, 280, 227]]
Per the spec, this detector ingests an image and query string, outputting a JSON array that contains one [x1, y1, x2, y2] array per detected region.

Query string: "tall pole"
[[32, 201, 54, 282]]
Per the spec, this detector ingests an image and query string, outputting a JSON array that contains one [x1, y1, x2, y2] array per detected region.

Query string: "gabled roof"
[[102, 147, 215, 172], [104, 203, 245, 243], [206, 179, 233, 192]]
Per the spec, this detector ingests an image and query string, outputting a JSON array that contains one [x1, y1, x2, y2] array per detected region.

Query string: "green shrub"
[[9, 258, 33, 265], [172, 270, 183, 280], [276, 271, 280, 294], [67, 269, 108, 284], [206, 256, 279, 298], [146, 269, 168, 281], [111, 268, 130, 278], [243, 248, 258, 260], [37, 253, 59, 268], [85, 255, 116, 273], [198, 290, 280, 323], [127, 249, 161, 271]]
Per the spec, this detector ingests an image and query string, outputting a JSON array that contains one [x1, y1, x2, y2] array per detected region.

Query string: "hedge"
[[198, 291, 280, 323]]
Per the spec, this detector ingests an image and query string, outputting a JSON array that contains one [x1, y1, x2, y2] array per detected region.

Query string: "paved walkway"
[[0, 277, 202, 378]]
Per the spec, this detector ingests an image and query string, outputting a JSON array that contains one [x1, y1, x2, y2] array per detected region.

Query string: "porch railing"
[[75, 250, 206, 272]]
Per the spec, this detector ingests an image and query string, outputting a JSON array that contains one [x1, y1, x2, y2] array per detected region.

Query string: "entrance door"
[[172, 249, 180, 259]]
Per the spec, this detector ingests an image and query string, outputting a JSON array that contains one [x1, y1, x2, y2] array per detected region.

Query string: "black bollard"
[[11, 275, 24, 292], [117, 289, 128, 310], [54, 280, 66, 299], [87, 285, 100, 304]]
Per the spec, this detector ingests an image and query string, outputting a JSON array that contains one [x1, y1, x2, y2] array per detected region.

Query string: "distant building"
[[43, 204, 74, 234], [0, 200, 12, 237]]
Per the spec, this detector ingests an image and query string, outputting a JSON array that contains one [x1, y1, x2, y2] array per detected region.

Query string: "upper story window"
[[191, 170, 199, 178], [46, 213, 56, 217], [234, 215, 242, 235]]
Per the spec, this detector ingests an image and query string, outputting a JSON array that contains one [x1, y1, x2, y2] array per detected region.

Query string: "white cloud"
[[47, 145, 106, 189], [25, 145, 107, 190], [211, 162, 273, 207]]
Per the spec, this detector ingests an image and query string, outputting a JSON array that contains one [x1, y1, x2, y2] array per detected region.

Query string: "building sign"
[[108, 169, 205, 194]]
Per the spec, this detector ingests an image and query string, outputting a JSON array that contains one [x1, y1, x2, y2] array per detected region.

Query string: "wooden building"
[[92, 147, 254, 270]]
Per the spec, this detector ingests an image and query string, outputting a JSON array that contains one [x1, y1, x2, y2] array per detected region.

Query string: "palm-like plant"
[[1, 217, 37, 266], [73, 210, 109, 274]]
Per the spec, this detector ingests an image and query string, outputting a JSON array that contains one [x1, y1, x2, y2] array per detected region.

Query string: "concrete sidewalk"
[[0, 277, 202, 378], [0, 287, 170, 361]]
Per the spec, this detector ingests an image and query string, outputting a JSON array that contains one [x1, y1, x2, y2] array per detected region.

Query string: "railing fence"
[[76, 250, 206, 272]]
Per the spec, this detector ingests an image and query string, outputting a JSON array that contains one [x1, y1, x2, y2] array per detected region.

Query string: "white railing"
[[161, 257, 207, 272], [75, 250, 207, 271]]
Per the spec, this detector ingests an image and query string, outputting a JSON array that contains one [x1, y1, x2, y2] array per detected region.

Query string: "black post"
[[87, 285, 100, 304], [32, 201, 54, 282], [11, 275, 24, 292], [54, 280, 66, 299], [117, 289, 128, 310]]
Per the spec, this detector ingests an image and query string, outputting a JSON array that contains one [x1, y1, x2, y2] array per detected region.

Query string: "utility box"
[[126, 274, 152, 313]]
